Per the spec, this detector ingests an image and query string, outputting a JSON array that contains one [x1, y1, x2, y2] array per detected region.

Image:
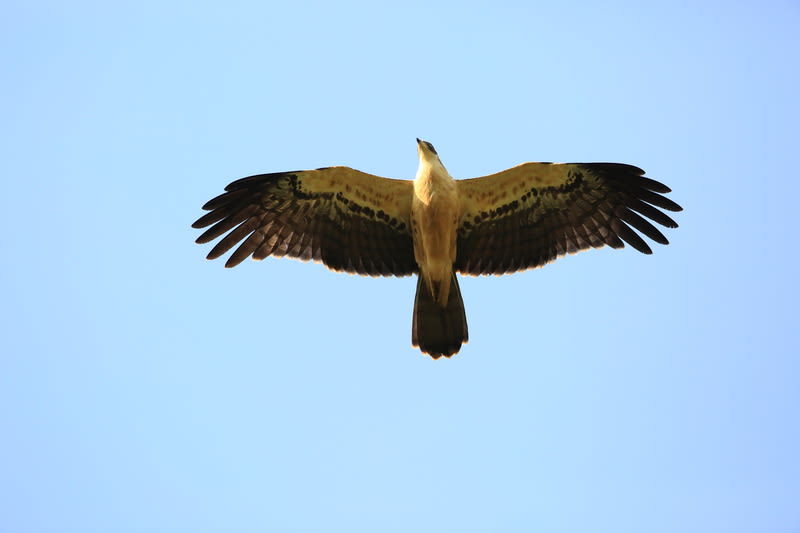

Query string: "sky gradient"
[[2, 1, 799, 531]]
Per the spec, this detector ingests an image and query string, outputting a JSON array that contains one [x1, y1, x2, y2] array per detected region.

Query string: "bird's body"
[[193, 139, 682, 358], [412, 140, 459, 306], [410, 140, 467, 356]]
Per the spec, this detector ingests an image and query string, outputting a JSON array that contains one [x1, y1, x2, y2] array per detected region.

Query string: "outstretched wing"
[[455, 162, 682, 275], [192, 167, 417, 276]]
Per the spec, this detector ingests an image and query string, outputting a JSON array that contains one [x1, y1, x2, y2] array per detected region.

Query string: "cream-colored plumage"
[[411, 140, 459, 306], [193, 139, 682, 358]]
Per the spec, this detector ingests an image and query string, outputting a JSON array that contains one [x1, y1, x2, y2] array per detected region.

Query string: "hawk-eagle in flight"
[[193, 139, 681, 359]]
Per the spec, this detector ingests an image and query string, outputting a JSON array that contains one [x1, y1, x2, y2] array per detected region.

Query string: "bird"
[[192, 139, 682, 359]]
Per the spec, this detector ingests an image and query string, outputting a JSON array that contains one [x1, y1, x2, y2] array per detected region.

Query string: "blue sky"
[[2, 1, 799, 531]]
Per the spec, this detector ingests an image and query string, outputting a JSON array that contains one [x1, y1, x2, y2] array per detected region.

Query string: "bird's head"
[[416, 138, 440, 163], [415, 138, 450, 180]]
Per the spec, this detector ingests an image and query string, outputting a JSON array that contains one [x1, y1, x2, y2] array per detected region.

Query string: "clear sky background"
[[2, 1, 798, 532]]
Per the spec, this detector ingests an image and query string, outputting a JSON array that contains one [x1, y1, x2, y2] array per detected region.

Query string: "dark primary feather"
[[192, 171, 418, 276], [455, 163, 682, 275]]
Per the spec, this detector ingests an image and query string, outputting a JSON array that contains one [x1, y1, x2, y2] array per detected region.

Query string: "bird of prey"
[[193, 139, 681, 359]]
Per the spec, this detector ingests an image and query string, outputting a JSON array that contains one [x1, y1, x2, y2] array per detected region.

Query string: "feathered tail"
[[412, 272, 468, 358]]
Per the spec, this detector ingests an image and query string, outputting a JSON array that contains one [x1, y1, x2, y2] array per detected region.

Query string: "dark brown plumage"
[[193, 146, 682, 359], [412, 272, 468, 357], [454, 163, 681, 275], [193, 168, 417, 276]]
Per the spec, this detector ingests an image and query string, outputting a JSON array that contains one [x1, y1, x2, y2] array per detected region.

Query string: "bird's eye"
[[425, 142, 438, 155]]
